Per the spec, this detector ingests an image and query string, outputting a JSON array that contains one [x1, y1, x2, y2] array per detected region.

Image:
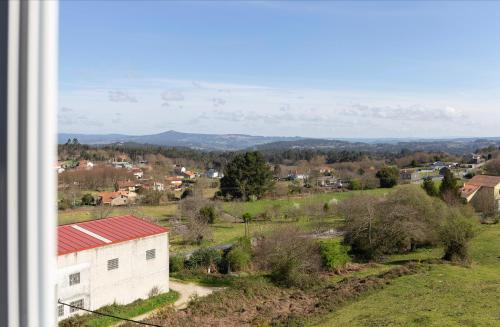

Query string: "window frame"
[[69, 299, 84, 313], [69, 272, 80, 286]]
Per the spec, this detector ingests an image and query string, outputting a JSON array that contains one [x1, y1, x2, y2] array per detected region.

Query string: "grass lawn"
[[59, 291, 179, 327], [314, 223, 500, 327]]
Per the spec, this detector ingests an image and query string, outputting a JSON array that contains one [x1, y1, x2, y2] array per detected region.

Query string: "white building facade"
[[57, 216, 169, 321]]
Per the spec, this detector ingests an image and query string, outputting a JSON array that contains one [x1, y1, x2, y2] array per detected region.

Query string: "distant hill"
[[58, 130, 500, 154], [58, 130, 304, 151]]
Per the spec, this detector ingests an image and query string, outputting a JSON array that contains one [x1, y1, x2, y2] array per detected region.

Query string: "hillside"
[[58, 130, 304, 151]]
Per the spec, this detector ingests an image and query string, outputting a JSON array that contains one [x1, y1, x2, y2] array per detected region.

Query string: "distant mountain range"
[[58, 130, 304, 151], [58, 130, 500, 154]]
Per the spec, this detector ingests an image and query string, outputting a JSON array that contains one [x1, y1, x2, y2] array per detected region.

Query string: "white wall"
[[57, 233, 169, 320]]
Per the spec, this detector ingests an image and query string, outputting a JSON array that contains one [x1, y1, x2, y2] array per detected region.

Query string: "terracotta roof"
[[466, 175, 500, 188], [460, 184, 481, 199], [98, 191, 128, 203], [58, 215, 168, 255]]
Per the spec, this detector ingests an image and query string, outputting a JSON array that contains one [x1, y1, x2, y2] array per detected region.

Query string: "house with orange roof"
[[460, 175, 500, 215], [98, 191, 131, 206]]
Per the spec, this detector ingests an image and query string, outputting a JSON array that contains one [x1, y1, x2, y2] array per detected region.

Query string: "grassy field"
[[59, 188, 392, 254], [222, 188, 390, 217], [315, 223, 500, 327]]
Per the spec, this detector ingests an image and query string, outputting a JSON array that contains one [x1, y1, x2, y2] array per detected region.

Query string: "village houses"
[[57, 215, 169, 321]]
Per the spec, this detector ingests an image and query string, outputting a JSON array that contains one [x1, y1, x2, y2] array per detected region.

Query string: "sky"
[[60, 1, 500, 138]]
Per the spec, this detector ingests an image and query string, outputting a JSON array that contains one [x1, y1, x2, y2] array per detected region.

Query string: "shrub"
[[348, 179, 362, 190], [319, 239, 351, 272], [340, 186, 448, 260], [187, 248, 222, 273], [440, 211, 475, 264], [199, 205, 217, 224], [226, 237, 252, 272], [227, 246, 251, 272], [422, 177, 439, 197], [253, 226, 322, 288], [81, 193, 95, 205], [169, 255, 185, 273]]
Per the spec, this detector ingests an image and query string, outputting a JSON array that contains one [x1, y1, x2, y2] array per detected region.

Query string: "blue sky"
[[59, 1, 500, 138]]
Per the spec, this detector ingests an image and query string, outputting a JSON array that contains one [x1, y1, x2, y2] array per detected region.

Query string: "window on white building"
[[146, 249, 156, 260], [69, 272, 80, 286], [57, 305, 64, 317], [69, 299, 84, 313], [107, 258, 119, 270]]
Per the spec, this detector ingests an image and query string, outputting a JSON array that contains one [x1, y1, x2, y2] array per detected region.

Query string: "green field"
[[59, 188, 392, 254], [222, 188, 390, 217], [315, 223, 500, 327]]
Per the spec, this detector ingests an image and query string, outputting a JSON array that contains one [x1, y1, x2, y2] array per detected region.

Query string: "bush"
[[253, 226, 322, 288], [81, 193, 95, 205], [440, 211, 475, 264], [226, 237, 252, 272], [187, 248, 222, 273], [422, 177, 439, 197], [58, 198, 72, 210], [169, 255, 185, 273], [319, 239, 351, 272], [199, 205, 217, 224], [141, 190, 163, 205], [348, 179, 362, 190], [340, 186, 448, 260]]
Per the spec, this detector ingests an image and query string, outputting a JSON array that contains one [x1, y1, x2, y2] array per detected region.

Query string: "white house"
[[206, 169, 219, 179], [57, 215, 169, 321]]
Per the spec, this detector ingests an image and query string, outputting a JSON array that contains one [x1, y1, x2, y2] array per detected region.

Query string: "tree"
[[376, 166, 399, 188], [241, 212, 252, 237], [485, 158, 500, 176], [440, 169, 459, 201], [219, 152, 274, 200], [422, 177, 439, 197]]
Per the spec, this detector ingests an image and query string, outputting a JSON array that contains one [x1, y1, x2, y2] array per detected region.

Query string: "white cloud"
[[59, 77, 496, 138]]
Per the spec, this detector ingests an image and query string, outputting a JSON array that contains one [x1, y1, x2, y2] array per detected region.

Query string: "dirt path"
[[169, 280, 220, 309], [112, 280, 220, 326]]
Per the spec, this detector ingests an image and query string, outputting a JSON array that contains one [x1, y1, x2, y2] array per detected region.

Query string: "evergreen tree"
[[220, 151, 274, 200]]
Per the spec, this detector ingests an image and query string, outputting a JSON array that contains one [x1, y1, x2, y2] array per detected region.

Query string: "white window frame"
[[57, 304, 64, 317], [69, 272, 80, 286], [69, 299, 84, 313], [1, 1, 58, 326]]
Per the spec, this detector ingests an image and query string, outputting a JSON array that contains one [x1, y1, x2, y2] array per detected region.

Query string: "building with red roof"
[[460, 175, 500, 215], [57, 215, 169, 320]]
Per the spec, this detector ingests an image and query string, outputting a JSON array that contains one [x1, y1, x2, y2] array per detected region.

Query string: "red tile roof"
[[58, 215, 168, 256], [466, 175, 500, 188]]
